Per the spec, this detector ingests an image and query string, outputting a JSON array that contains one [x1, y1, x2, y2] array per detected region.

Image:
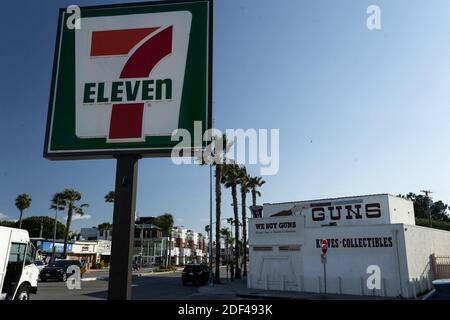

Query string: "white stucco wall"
[[248, 219, 412, 297], [387, 195, 415, 225], [248, 194, 450, 298], [403, 225, 450, 295]]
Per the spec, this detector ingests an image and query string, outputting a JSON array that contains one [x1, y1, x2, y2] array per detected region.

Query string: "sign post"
[[321, 239, 328, 294], [44, 0, 213, 300], [108, 155, 140, 300]]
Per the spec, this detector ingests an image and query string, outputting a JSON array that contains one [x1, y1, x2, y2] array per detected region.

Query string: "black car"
[[182, 264, 209, 286], [39, 260, 83, 282]]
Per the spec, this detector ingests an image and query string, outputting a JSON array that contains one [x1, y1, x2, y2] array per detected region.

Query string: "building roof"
[[263, 193, 402, 206]]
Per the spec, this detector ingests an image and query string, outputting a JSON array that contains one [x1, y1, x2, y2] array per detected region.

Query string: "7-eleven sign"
[[44, 0, 211, 159]]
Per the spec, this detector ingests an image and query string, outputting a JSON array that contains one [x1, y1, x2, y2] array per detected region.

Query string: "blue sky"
[[1, 0, 450, 234]]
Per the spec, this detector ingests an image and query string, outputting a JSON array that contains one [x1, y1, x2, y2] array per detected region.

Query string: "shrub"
[[416, 218, 450, 232], [153, 266, 177, 273]]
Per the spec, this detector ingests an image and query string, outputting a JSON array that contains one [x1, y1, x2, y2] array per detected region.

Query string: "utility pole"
[[39, 217, 44, 238], [421, 190, 434, 228]]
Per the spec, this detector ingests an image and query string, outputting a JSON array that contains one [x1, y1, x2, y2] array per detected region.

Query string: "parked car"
[[34, 260, 46, 272], [182, 264, 209, 286], [423, 279, 450, 300], [39, 259, 83, 282]]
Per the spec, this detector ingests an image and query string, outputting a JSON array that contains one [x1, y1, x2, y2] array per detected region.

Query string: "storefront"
[[96, 240, 111, 266], [68, 241, 97, 270], [248, 194, 450, 298], [31, 239, 74, 262]]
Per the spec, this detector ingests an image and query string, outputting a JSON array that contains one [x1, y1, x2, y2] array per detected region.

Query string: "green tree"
[[248, 176, 266, 208], [104, 191, 115, 203], [237, 166, 250, 277], [197, 134, 232, 284], [98, 222, 112, 240], [50, 192, 65, 256], [15, 194, 32, 229], [222, 163, 241, 278], [0, 220, 16, 228], [59, 189, 89, 258], [398, 193, 450, 224], [155, 213, 174, 267], [220, 227, 234, 267], [19, 216, 66, 239]]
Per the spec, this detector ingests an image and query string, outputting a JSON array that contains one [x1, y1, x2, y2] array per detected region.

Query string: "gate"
[[431, 254, 450, 279]]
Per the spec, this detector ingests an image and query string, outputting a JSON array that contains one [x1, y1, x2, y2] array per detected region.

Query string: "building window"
[[252, 246, 272, 251], [279, 245, 301, 251]]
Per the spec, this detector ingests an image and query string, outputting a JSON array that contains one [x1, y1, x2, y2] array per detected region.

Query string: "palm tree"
[[104, 191, 115, 203], [222, 163, 241, 278], [50, 193, 65, 257], [197, 134, 232, 284], [98, 222, 113, 240], [220, 227, 234, 272], [60, 189, 89, 258], [155, 213, 174, 267], [237, 166, 250, 277], [248, 176, 266, 208], [15, 194, 32, 229]]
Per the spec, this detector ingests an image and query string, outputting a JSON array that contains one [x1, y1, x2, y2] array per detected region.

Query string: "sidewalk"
[[194, 277, 397, 300], [83, 266, 185, 280]]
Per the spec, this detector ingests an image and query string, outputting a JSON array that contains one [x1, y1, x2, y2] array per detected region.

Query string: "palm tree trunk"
[[18, 209, 23, 229], [241, 191, 247, 277], [52, 208, 58, 257], [214, 163, 222, 284], [252, 189, 257, 208], [232, 183, 240, 279], [168, 231, 172, 267], [63, 205, 73, 258]]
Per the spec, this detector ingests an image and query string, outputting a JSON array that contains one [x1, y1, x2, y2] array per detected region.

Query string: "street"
[[35, 268, 245, 300]]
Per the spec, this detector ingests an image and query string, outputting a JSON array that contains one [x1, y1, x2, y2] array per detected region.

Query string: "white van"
[[0, 226, 39, 300]]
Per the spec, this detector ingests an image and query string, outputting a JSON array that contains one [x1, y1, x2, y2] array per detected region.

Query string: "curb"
[[81, 277, 98, 282], [137, 271, 180, 277], [236, 293, 297, 300]]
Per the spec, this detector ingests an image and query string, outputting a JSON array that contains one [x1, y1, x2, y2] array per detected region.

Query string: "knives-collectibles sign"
[[44, 0, 212, 159]]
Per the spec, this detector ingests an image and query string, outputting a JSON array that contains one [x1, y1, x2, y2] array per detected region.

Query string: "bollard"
[[265, 274, 269, 290], [382, 278, 387, 297], [318, 276, 322, 293], [360, 277, 364, 296], [282, 275, 285, 291], [338, 277, 342, 294], [412, 279, 417, 298]]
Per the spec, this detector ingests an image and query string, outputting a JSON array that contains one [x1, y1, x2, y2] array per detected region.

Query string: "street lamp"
[[208, 164, 213, 286]]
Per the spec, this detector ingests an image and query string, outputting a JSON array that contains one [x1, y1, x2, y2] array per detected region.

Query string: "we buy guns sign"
[[44, 0, 212, 159]]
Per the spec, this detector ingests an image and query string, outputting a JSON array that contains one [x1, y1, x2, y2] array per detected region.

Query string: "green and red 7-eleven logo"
[[87, 25, 173, 141], [45, 2, 211, 159], [74, 10, 193, 143]]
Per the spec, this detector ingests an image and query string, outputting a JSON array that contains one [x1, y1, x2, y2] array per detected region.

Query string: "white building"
[[80, 227, 112, 241], [171, 227, 207, 265], [248, 194, 450, 298]]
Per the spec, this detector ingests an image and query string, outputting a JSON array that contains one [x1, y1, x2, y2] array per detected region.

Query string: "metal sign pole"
[[108, 155, 140, 300], [324, 259, 327, 294]]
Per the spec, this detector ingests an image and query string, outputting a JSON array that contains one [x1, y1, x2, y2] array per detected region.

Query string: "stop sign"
[[321, 239, 328, 254]]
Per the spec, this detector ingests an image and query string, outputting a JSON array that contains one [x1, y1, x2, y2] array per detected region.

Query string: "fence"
[[431, 254, 450, 279]]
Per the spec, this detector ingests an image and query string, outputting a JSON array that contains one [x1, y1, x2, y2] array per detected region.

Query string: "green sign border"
[[44, 0, 213, 160]]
